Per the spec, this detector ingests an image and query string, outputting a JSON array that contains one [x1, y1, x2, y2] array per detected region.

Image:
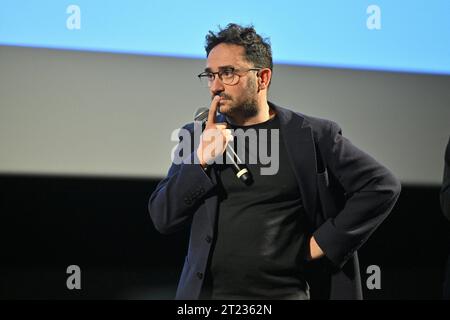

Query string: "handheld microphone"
[[194, 107, 252, 184], [193, 107, 209, 122]]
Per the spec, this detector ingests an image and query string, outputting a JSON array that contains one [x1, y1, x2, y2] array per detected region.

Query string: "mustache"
[[212, 93, 232, 100]]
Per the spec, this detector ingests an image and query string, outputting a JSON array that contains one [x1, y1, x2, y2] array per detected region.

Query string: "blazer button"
[[196, 272, 203, 279], [205, 235, 212, 243]]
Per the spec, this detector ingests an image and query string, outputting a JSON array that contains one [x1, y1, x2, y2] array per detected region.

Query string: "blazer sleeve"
[[313, 121, 401, 268], [148, 125, 216, 234], [441, 137, 450, 220]]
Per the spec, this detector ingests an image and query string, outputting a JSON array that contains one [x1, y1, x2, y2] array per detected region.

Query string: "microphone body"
[[194, 107, 252, 184], [224, 144, 251, 183]]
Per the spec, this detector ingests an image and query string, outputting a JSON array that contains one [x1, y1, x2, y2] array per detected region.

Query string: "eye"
[[206, 73, 215, 80], [221, 69, 235, 78]]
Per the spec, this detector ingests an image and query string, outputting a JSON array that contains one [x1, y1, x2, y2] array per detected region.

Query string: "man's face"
[[206, 43, 259, 118]]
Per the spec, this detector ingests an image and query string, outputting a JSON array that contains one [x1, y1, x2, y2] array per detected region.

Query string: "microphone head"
[[194, 107, 209, 122]]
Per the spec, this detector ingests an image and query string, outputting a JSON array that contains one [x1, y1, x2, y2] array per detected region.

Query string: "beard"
[[216, 80, 259, 119], [238, 96, 258, 119]]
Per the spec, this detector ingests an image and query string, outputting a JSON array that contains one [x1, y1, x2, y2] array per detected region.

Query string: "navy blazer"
[[148, 102, 401, 299]]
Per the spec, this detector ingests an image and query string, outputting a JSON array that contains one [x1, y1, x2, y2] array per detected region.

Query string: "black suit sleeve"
[[441, 137, 450, 220], [148, 125, 215, 234], [313, 121, 401, 268]]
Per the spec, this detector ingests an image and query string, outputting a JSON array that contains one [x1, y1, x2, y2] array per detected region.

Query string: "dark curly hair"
[[205, 23, 273, 72]]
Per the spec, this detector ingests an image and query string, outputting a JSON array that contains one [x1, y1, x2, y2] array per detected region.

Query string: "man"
[[148, 23, 401, 299], [441, 137, 450, 299]]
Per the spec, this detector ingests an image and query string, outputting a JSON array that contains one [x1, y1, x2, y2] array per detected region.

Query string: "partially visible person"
[[441, 137, 450, 299], [441, 137, 450, 220]]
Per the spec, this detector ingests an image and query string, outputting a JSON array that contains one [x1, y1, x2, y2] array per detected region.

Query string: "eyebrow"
[[204, 65, 235, 72]]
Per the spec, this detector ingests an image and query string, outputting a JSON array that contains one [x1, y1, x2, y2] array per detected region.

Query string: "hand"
[[307, 236, 325, 261], [196, 95, 233, 168]]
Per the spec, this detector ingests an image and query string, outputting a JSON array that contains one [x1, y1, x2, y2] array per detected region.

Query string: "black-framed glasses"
[[197, 67, 261, 87]]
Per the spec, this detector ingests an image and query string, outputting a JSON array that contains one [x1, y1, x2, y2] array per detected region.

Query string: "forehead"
[[206, 43, 250, 70]]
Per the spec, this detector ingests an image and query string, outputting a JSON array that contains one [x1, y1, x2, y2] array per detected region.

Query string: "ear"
[[258, 68, 272, 90]]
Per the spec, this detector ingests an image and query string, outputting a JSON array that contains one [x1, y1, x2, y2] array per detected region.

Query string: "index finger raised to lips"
[[207, 95, 221, 124]]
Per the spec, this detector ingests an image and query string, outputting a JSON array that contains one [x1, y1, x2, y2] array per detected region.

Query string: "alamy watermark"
[[66, 265, 81, 290], [367, 4, 381, 30], [170, 122, 280, 175], [366, 264, 381, 290], [66, 5, 81, 30]]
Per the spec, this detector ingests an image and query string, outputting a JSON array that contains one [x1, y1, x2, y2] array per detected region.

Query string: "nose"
[[209, 75, 225, 96]]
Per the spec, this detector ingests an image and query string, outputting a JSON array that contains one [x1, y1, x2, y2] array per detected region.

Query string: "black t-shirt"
[[205, 115, 309, 299]]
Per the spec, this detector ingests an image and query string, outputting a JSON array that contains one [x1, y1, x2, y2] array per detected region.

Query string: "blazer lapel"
[[204, 167, 219, 230], [271, 103, 318, 224]]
